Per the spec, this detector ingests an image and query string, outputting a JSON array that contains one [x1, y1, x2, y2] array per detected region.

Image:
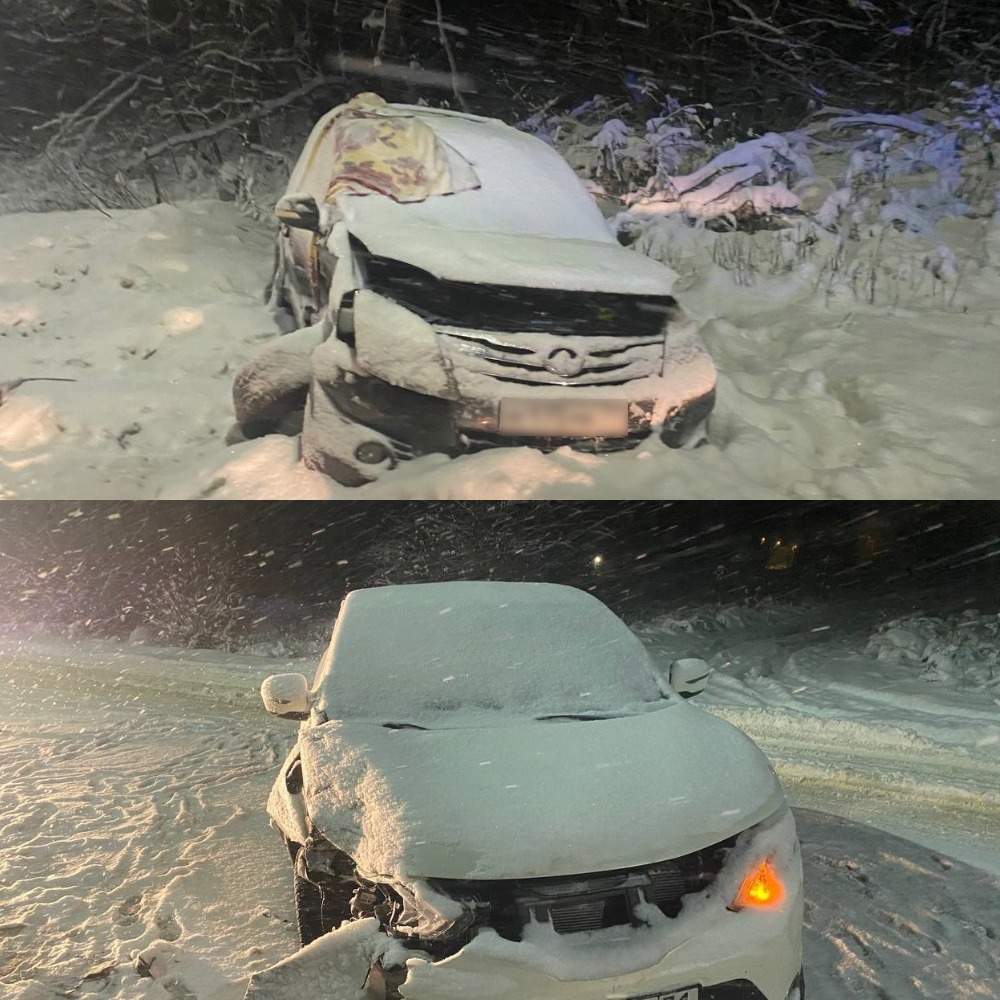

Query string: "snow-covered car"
[[251, 582, 803, 1000], [234, 94, 717, 485]]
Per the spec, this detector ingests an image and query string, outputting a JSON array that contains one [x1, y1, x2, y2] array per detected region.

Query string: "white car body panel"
[[266, 745, 310, 847], [352, 290, 453, 397], [340, 217, 680, 294]]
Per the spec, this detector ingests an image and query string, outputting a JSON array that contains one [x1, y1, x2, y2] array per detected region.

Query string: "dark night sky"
[[2, 503, 998, 637]]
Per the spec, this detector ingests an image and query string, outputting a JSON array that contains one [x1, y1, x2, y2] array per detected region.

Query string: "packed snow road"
[[0, 614, 997, 1000]]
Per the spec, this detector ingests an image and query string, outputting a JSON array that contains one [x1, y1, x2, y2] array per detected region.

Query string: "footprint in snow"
[[115, 893, 143, 927], [154, 906, 183, 942], [135, 941, 238, 1000]]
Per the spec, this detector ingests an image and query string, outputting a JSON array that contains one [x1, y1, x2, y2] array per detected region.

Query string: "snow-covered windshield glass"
[[337, 110, 614, 242], [311, 581, 664, 722]]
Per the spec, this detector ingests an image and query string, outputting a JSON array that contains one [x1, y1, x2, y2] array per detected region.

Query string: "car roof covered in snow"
[[311, 581, 665, 723]]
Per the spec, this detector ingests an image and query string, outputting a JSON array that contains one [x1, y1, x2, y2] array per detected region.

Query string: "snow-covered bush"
[[802, 104, 1000, 227], [624, 132, 811, 224], [522, 94, 817, 226], [128, 551, 248, 651], [635, 599, 810, 636], [519, 94, 714, 199], [866, 612, 1000, 689]]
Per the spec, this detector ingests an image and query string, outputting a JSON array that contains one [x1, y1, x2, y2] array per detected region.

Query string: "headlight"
[[727, 858, 787, 912]]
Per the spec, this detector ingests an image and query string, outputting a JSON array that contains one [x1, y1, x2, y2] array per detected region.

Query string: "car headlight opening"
[[727, 858, 786, 912]]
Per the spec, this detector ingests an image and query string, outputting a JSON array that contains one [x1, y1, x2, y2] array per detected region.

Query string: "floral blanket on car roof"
[[323, 93, 480, 204]]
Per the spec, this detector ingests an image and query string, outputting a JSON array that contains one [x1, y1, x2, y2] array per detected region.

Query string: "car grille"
[[431, 833, 737, 941], [439, 328, 664, 387], [355, 240, 678, 338]]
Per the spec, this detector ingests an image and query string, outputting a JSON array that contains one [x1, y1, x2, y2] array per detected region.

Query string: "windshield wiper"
[[382, 722, 427, 730], [534, 712, 620, 722]]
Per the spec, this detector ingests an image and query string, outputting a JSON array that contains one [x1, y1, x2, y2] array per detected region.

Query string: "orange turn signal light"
[[727, 859, 785, 912]]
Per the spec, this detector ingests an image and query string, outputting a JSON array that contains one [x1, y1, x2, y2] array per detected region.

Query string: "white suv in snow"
[[233, 96, 717, 486], [250, 582, 803, 1000]]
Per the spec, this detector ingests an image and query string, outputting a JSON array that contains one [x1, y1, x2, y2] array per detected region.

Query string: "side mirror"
[[261, 673, 311, 719], [669, 658, 710, 699], [275, 193, 322, 233]]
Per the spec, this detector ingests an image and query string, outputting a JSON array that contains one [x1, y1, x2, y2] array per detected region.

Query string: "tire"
[[232, 324, 323, 426]]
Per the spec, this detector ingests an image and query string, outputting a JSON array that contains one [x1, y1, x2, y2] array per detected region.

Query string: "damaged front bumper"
[[310, 333, 714, 467], [247, 810, 802, 1000]]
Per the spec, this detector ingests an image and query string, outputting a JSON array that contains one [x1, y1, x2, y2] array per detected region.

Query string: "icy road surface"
[[1, 603, 998, 1000], [2, 200, 1000, 499]]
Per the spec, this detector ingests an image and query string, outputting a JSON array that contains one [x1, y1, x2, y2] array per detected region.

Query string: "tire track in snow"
[[0, 644, 299, 999]]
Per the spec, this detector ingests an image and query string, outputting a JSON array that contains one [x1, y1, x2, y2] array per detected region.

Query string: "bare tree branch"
[[123, 74, 332, 170]]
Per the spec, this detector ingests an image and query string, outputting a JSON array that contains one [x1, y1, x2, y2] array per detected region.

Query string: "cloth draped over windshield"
[[320, 93, 480, 204]]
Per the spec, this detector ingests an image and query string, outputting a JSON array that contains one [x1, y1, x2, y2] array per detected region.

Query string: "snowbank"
[[635, 600, 1000, 750], [0, 201, 273, 499], [865, 610, 1000, 689]]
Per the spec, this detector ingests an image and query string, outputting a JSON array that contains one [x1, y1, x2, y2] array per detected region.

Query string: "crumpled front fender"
[[352, 290, 455, 398]]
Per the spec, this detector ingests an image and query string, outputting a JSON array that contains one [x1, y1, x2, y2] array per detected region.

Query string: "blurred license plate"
[[625, 988, 699, 1000], [499, 398, 628, 438]]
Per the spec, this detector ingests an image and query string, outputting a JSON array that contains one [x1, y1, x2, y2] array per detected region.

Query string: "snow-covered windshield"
[[337, 109, 615, 242], [311, 581, 664, 723]]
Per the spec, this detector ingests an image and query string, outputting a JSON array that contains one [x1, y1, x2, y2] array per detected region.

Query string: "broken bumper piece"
[[244, 918, 389, 1000], [245, 900, 800, 1000]]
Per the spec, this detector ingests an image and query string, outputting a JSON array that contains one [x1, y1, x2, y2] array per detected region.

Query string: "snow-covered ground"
[[2, 188, 1000, 499], [1, 600, 998, 1000]]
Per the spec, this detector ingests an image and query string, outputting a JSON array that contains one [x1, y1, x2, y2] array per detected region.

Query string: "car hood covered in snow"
[[342, 214, 680, 295], [298, 702, 785, 881]]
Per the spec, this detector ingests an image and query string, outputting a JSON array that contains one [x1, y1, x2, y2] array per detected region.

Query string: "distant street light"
[[592, 554, 604, 569]]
